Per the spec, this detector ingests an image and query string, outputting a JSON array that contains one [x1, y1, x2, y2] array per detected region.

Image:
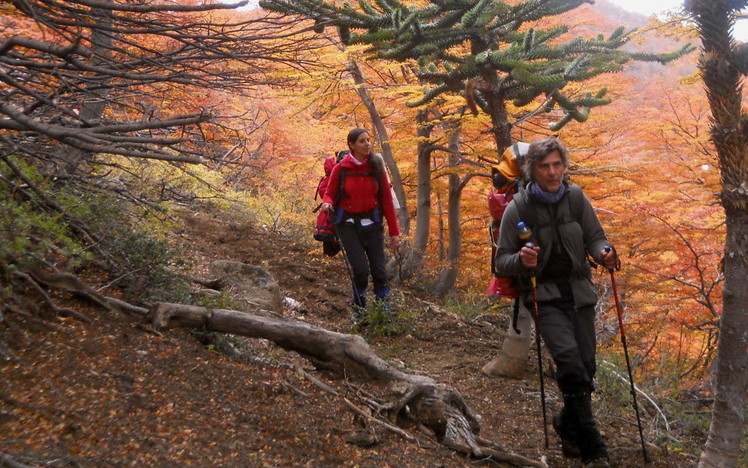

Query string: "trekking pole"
[[519, 222, 549, 449], [332, 221, 364, 310], [605, 246, 649, 463]]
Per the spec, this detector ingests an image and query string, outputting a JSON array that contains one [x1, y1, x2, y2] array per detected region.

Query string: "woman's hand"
[[321, 202, 333, 213], [389, 235, 400, 250]]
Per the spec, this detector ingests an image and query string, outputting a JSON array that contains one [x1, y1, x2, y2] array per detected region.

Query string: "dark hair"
[[346, 128, 384, 181], [522, 136, 569, 181], [347, 128, 369, 148]]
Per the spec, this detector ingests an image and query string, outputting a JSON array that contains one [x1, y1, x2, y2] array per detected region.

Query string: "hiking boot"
[[565, 391, 608, 464], [584, 457, 611, 468], [552, 412, 581, 459]]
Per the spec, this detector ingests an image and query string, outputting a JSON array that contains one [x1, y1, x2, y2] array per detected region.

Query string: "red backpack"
[[486, 142, 529, 299], [487, 189, 520, 298], [313, 151, 348, 255]]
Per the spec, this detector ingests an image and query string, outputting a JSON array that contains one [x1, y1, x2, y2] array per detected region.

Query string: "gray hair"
[[521, 136, 570, 182]]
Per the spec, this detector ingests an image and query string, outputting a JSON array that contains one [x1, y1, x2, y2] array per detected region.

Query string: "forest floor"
[[1, 205, 705, 467]]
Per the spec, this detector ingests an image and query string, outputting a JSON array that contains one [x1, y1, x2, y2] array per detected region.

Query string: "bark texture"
[[685, 1, 748, 466]]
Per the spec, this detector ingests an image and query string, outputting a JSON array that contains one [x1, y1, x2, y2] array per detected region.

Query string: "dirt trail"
[[0, 209, 698, 467]]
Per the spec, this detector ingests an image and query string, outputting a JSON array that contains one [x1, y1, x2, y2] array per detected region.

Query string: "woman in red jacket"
[[320, 128, 401, 324]]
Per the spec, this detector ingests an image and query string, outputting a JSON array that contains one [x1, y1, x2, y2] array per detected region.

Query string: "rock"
[[209, 260, 282, 312]]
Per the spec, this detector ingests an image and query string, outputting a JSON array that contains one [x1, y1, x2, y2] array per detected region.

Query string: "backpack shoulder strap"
[[513, 186, 536, 230], [370, 153, 386, 201], [334, 167, 347, 207], [567, 183, 584, 224]]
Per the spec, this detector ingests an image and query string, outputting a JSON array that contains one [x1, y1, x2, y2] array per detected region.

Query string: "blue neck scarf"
[[530, 182, 566, 204]]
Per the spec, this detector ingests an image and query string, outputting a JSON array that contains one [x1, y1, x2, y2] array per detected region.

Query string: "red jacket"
[[323, 153, 400, 237]]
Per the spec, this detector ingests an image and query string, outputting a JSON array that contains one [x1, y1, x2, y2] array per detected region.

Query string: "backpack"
[[491, 141, 530, 194], [313, 151, 348, 255], [487, 142, 529, 299]]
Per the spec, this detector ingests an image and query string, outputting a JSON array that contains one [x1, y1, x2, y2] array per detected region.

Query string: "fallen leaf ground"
[[0, 207, 704, 467]]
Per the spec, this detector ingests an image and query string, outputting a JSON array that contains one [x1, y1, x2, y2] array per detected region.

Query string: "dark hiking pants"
[[535, 296, 607, 462], [336, 221, 388, 306], [535, 297, 597, 393]]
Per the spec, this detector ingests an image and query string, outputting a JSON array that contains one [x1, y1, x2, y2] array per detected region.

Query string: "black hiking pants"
[[535, 296, 596, 393], [336, 220, 388, 305], [535, 295, 607, 463]]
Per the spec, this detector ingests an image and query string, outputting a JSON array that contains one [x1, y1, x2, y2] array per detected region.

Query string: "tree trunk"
[[483, 302, 534, 378], [347, 59, 410, 234], [149, 302, 546, 467], [411, 109, 435, 253], [396, 109, 435, 281], [484, 86, 513, 159], [65, 7, 113, 172], [436, 190, 446, 261], [435, 127, 463, 296], [685, 1, 748, 466]]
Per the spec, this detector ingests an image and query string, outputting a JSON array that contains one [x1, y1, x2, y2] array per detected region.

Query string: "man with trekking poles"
[[495, 136, 618, 468]]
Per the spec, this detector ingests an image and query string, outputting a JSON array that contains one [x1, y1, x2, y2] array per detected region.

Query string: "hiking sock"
[[374, 286, 390, 300]]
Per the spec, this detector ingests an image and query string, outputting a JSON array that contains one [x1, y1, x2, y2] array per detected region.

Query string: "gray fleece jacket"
[[495, 182, 610, 307]]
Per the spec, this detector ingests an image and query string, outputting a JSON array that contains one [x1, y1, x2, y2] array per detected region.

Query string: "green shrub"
[[0, 158, 91, 278], [443, 292, 489, 323], [60, 190, 193, 304], [355, 296, 413, 338]]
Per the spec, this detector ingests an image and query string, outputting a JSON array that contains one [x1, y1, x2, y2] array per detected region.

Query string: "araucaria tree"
[[260, 0, 693, 153], [684, 1, 748, 467]]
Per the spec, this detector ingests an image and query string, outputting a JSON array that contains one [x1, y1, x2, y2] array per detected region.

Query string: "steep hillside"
[[0, 206, 703, 467]]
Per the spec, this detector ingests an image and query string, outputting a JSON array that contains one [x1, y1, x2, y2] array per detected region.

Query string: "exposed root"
[[0, 451, 33, 468], [151, 302, 545, 467], [12, 271, 90, 323], [29, 268, 148, 316], [342, 397, 416, 442], [444, 439, 549, 467]]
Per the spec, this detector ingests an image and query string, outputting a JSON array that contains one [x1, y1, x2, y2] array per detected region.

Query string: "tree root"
[[28, 268, 148, 316], [0, 451, 33, 468], [12, 271, 91, 323], [445, 439, 548, 467], [150, 302, 545, 467]]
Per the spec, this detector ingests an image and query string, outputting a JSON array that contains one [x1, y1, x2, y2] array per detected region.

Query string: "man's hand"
[[320, 202, 333, 213], [390, 235, 400, 250], [520, 245, 540, 269], [601, 246, 618, 271]]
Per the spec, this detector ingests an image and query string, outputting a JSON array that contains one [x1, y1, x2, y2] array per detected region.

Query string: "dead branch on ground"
[[29, 269, 148, 316], [151, 302, 547, 467]]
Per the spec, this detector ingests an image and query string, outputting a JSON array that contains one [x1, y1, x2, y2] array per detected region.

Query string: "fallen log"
[[151, 302, 547, 467]]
